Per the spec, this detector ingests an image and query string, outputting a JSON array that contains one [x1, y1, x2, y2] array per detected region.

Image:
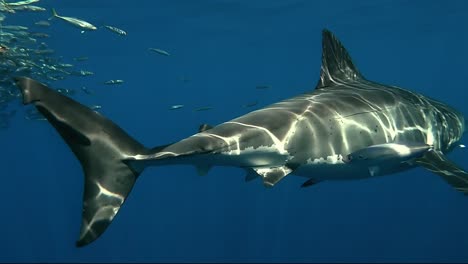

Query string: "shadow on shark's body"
[[14, 29, 466, 247]]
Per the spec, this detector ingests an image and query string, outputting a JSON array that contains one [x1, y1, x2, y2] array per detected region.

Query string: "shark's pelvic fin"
[[15, 77, 150, 247], [416, 150, 468, 194], [254, 166, 292, 188], [301, 178, 320, 188], [244, 168, 260, 182], [316, 29, 364, 89]]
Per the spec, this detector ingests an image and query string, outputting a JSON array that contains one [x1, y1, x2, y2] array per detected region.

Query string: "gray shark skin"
[[14, 29, 466, 247]]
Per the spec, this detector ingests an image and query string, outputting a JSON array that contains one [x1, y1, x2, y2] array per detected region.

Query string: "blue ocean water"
[[1, 0, 468, 262]]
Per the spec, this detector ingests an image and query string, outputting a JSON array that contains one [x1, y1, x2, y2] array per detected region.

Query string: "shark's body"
[[144, 79, 462, 183], [14, 29, 466, 247]]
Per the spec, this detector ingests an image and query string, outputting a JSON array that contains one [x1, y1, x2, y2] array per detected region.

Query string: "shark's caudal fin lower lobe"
[[15, 77, 151, 247]]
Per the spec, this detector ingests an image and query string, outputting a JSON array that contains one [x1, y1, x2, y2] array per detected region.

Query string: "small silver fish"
[[33, 49, 54, 55], [169, 104, 184, 110], [193, 106, 213, 112], [34, 20, 50, 27], [11, 5, 45, 11], [0, 3, 15, 13], [56, 88, 75, 96], [5, 0, 39, 7], [30, 32, 49, 38], [103, 25, 127, 36], [149, 48, 170, 56], [73, 56, 88, 62], [71, 70, 94, 76], [104, 79, 124, 85], [15, 66, 31, 73], [1, 25, 28, 30], [58, 64, 73, 69], [49, 8, 97, 31], [38, 42, 48, 48]]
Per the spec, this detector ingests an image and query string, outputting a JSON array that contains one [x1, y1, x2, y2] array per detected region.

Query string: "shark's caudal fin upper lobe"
[[15, 77, 151, 247]]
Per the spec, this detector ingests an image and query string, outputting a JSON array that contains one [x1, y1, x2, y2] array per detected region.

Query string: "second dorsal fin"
[[198, 123, 213, 133], [316, 29, 364, 88]]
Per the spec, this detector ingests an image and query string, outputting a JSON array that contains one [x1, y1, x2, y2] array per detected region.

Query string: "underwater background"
[[1, 0, 468, 262]]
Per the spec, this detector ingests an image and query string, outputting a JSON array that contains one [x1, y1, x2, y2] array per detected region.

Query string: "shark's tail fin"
[[14, 77, 150, 247]]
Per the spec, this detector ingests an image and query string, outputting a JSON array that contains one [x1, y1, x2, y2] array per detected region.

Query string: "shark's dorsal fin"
[[316, 29, 364, 89]]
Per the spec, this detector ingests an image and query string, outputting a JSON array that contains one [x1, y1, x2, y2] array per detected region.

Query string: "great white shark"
[[14, 29, 466, 247]]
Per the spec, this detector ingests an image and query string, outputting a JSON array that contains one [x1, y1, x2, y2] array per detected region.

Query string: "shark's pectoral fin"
[[415, 150, 468, 194], [345, 142, 431, 164], [253, 166, 292, 188]]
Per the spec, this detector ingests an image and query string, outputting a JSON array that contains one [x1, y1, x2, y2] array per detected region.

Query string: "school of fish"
[[0, 0, 267, 129]]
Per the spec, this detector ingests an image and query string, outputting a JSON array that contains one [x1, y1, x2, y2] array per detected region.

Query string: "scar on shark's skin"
[[14, 29, 466, 247]]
